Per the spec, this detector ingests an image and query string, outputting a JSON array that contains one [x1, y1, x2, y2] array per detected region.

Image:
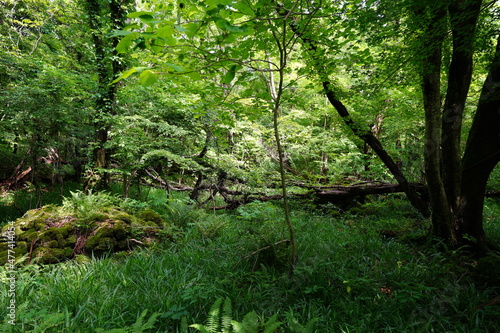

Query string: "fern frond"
[[207, 298, 223, 333], [190, 324, 211, 333], [241, 311, 259, 333], [221, 297, 233, 333], [262, 314, 282, 333], [231, 320, 245, 333]]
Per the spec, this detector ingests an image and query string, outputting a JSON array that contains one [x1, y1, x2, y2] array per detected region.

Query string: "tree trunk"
[[458, 35, 500, 251], [419, 5, 455, 239], [84, 0, 130, 190], [441, 0, 482, 213]]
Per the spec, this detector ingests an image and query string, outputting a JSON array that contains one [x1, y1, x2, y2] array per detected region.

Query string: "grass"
[[1, 190, 499, 332]]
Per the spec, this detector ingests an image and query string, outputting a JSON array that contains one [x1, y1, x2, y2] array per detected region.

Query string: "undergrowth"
[[0, 192, 499, 332]]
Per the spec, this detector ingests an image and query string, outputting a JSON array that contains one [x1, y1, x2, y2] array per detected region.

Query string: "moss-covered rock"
[[0, 203, 170, 264], [137, 209, 166, 226]]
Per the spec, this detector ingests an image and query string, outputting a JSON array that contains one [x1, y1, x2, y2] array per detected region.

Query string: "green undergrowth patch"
[[1, 195, 499, 332]]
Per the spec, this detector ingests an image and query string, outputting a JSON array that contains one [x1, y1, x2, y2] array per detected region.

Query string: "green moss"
[[17, 241, 27, 252], [46, 240, 59, 248], [19, 229, 41, 242], [66, 234, 77, 246], [74, 254, 91, 264], [84, 221, 130, 255], [137, 209, 166, 226], [0, 246, 29, 264], [33, 246, 73, 264], [2, 201, 172, 264], [107, 209, 136, 225], [17, 205, 59, 230]]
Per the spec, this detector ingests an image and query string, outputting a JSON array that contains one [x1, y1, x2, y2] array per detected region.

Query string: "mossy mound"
[[0, 205, 169, 264]]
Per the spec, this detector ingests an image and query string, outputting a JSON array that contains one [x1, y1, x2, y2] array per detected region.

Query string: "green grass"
[[0, 182, 81, 225], [1, 192, 499, 332]]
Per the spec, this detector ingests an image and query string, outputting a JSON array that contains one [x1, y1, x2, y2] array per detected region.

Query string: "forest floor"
[[1, 186, 500, 332]]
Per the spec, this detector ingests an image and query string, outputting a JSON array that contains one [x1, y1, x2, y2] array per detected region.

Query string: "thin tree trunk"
[[288, 19, 427, 214], [84, 0, 129, 190], [415, 4, 459, 240]]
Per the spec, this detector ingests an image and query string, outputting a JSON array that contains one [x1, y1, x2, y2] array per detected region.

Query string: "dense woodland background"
[[1, 0, 500, 332]]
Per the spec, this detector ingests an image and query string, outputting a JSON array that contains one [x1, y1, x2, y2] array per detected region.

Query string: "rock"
[[0, 204, 169, 264]]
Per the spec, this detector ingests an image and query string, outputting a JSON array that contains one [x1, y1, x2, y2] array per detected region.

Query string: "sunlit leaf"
[[139, 70, 159, 87]]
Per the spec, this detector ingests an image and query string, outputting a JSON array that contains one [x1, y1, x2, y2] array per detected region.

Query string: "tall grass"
[[1, 194, 499, 332]]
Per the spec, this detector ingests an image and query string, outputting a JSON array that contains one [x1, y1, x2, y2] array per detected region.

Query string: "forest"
[[1, 0, 500, 331]]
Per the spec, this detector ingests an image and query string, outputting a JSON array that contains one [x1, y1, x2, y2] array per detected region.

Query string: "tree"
[[83, 0, 132, 190], [415, 0, 499, 250], [0, 0, 94, 194], [109, 0, 499, 253]]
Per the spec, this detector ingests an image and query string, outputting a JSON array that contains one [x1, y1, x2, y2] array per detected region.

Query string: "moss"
[[17, 205, 59, 230], [3, 202, 171, 264], [17, 241, 27, 252], [0, 245, 29, 264], [46, 240, 59, 248], [33, 247, 73, 264], [66, 234, 77, 247], [137, 209, 166, 226], [19, 229, 41, 242], [84, 221, 130, 255], [107, 209, 136, 225], [74, 254, 91, 264]]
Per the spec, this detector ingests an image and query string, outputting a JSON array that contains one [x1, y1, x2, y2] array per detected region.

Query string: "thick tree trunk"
[[421, 27, 455, 239], [441, 0, 482, 213], [415, 4, 459, 239], [458, 35, 500, 251]]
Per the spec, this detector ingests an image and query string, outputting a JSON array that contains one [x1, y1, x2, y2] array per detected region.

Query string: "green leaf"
[[127, 11, 154, 18], [165, 63, 185, 72], [224, 21, 249, 33], [157, 25, 177, 46], [109, 30, 133, 37], [222, 70, 235, 85], [115, 33, 138, 53], [110, 66, 148, 85], [189, 324, 210, 333], [187, 72, 202, 80], [233, 2, 254, 15], [139, 70, 159, 87], [222, 64, 241, 85]]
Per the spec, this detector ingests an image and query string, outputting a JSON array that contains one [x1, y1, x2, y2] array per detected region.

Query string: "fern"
[[285, 312, 318, 333], [95, 310, 159, 333], [207, 298, 222, 333], [190, 298, 284, 333], [262, 314, 282, 333], [221, 297, 232, 333], [239, 311, 259, 333]]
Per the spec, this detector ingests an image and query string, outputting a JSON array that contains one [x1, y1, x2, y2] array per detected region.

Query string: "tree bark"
[[441, 0, 482, 213], [419, 5, 455, 239], [84, 0, 130, 190], [458, 35, 500, 251]]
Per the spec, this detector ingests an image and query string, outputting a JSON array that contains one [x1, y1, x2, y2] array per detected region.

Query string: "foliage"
[[190, 297, 282, 333], [1, 195, 499, 332]]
